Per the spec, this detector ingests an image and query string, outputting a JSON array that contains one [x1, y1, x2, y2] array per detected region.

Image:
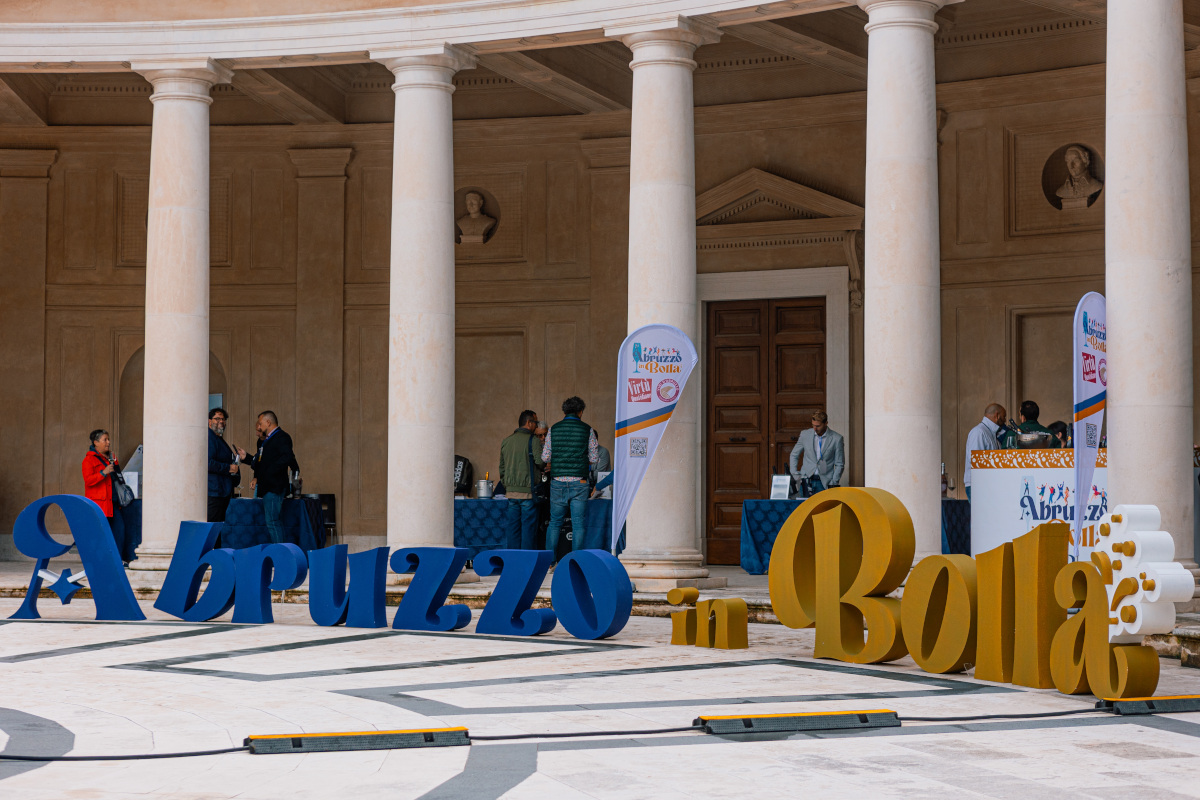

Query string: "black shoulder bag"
[[528, 434, 549, 501]]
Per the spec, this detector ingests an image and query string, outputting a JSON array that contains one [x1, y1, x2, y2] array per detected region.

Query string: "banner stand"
[[612, 325, 699, 554]]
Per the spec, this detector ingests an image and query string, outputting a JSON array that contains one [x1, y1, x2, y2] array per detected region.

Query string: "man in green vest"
[[499, 409, 544, 549], [541, 396, 599, 559]]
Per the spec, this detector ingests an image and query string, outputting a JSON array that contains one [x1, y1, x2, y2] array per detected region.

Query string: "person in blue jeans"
[[236, 411, 298, 545], [498, 409, 545, 550], [542, 396, 599, 560]]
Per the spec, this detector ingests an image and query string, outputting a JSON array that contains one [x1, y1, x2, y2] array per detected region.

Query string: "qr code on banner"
[[630, 437, 649, 458], [1086, 422, 1098, 448]]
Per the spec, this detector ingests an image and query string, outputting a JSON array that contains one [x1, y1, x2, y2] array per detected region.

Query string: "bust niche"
[[454, 187, 500, 245], [1041, 143, 1104, 211]]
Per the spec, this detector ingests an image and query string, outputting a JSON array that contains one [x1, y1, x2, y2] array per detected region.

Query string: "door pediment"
[[696, 168, 863, 233]]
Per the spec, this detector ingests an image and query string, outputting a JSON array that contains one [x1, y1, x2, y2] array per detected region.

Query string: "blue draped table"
[[454, 498, 625, 558], [941, 499, 971, 556], [739, 497, 972, 574], [221, 497, 325, 551]]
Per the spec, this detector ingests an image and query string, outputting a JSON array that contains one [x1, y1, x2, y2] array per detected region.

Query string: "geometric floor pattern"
[[3, 599, 1200, 799]]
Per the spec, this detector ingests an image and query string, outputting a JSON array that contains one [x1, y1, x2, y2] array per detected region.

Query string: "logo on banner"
[[656, 379, 680, 402], [1082, 311, 1107, 352], [1098, 358, 1107, 386], [627, 378, 652, 403], [632, 344, 683, 375], [1017, 480, 1107, 524], [1081, 352, 1097, 383]]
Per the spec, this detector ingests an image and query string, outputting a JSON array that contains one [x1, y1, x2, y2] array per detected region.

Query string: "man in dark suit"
[[235, 410, 298, 545], [207, 407, 240, 523]]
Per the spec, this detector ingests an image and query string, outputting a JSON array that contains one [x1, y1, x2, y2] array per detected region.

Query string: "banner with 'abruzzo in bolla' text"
[[612, 325, 698, 552], [1073, 291, 1106, 562]]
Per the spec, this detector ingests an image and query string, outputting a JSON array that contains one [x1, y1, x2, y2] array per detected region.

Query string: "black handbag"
[[111, 462, 135, 508], [528, 435, 549, 502]]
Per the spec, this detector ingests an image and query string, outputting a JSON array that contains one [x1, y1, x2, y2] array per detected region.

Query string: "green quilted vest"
[[549, 417, 591, 479]]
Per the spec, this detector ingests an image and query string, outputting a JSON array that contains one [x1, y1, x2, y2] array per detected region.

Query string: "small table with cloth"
[[221, 497, 325, 550], [739, 497, 972, 575], [454, 497, 626, 559]]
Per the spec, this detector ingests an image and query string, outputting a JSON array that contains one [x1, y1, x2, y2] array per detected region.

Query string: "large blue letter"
[[473, 550, 556, 636], [10, 495, 143, 621], [308, 545, 389, 628], [390, 547, 471, 632], [232, 543, 308, 624], [155, 522, 236, 622], [550, 550, 632, 640]]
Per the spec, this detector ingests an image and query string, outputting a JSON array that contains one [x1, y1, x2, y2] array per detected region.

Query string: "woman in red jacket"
[[82, 429, 127, 565]]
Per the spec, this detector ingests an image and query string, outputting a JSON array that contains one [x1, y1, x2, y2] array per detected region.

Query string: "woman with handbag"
[[82, 429, 134, 566]]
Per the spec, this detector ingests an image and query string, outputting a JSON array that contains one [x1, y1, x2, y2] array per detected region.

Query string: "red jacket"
[[82, 451, 116, 517]]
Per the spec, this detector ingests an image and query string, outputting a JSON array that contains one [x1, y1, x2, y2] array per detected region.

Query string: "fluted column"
[[858, 0, 954, 558], [606, 19, 723, 591], [131, 59, 230, 570], [373, 46, 474, 555], [1106, 0, 1197, 580]]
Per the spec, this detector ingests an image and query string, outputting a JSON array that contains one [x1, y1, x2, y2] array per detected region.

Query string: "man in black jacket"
[[207, 407, 240, 523], [236, 411, 298, 544]]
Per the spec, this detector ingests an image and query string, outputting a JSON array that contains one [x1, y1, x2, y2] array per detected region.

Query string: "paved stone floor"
[[3, 597, 1200, 799]]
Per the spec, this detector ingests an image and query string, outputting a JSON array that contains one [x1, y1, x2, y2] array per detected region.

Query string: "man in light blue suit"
[[788, 411, 845, 498]]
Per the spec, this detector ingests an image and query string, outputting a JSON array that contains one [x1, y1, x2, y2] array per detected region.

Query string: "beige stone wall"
[[4, 58, 1200, 553]]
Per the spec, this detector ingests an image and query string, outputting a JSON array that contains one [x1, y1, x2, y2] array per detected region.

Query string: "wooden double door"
[[705, 298, 827, 565]]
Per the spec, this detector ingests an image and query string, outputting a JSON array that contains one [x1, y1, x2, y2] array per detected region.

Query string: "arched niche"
[[117, 348, 228, 464]]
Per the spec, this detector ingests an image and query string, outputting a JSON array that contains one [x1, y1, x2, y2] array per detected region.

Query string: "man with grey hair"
[[964, 403, 1006, 502], [788, 411, 845, 498], [236, 411, 298, 544]]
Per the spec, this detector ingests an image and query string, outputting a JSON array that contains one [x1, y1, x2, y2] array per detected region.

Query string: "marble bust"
[[1056, 145, 1103, 210], [456, 191, 496, 244]]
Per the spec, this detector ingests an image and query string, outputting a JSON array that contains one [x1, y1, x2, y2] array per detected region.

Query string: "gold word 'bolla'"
[[767, 488, 1160, 698]]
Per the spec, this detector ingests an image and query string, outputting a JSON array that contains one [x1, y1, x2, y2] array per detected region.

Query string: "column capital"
[[857, 0, 961, 34], [0, 149, 56, 178], [371, 44, 476, 90], [606, 15, 721, 52], [132, 58, 232, 104], [287, 147, 353, 179]]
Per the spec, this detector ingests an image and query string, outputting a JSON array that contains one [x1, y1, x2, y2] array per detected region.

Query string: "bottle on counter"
[[940, 462, 948, 498]]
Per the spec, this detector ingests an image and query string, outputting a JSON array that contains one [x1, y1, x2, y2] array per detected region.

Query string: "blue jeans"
[[263, 492, 285, 545], [546, 480, 589, 558], [799, 475, 825, 498], [506, 498, 540, 550]]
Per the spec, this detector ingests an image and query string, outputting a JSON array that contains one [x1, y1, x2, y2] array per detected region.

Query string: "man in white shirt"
[[964, 403, 1006, 501]]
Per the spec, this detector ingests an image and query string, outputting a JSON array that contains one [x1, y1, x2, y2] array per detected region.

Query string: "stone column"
[[1106, 0, 1197, 581], [288, 148, 352, 498], [131, 59, 231, 570], [373, 47, 474, 554], [0, 150, 55, 559], [858, 0, 953, 558], [606, 19, 724, 591]]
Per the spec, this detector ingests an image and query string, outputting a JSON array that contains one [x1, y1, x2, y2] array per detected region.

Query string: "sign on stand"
[[611, 324, 699, 553], [1072, 292, 1106, 562]]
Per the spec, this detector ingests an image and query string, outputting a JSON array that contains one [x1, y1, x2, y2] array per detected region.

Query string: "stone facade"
[[0, 0, 1196, 582]]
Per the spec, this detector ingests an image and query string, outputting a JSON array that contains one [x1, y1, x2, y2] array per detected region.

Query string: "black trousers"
[[207, 495, 232, 523]]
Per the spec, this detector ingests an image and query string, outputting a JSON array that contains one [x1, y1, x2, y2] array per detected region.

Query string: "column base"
[[619, 550, 727, 593], [129, 550, 175, 571], [387, 570, 480, 586]]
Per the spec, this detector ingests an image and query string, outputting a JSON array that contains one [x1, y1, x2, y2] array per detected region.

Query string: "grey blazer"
[[788, 428, 845, 490]]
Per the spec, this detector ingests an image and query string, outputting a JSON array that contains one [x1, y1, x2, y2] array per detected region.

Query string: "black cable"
[[900, 708, 1105, 723], [469, 725, 704, 741], [0, 746, 249, 762], [0, 706, 1179, 759]]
